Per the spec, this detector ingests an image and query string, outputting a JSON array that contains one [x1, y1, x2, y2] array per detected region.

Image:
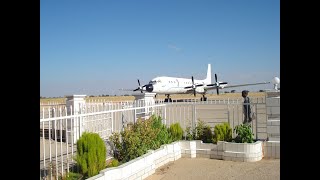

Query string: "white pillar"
[[132, 92, 156, 120], [66, 95, 87, 144]]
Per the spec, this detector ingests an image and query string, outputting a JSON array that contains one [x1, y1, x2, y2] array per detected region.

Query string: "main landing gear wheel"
[[164, 94, 172, 102], [200, 95, 207, 101]]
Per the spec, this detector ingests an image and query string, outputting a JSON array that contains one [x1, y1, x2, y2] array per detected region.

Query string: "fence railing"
[[40, 97, 268, 180]]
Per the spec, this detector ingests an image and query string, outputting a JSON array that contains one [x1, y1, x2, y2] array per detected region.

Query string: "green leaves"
[[75, 132, 106, 178], [109, 115, 175, 163], [212, 122, 232, 143], [233, 124, 254, 143], [185, 119, 213, 143], [169, 123, 183, 141]]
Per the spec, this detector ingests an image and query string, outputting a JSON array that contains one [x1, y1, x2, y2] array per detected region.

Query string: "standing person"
[[242, 90, 252, 124]]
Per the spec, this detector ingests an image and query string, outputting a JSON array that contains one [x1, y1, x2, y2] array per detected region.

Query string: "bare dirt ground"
[[145, 158, 280, 180]]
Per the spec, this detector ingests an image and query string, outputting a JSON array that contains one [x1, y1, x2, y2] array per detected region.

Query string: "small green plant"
[[212, 122, 232, 144], [185, 125, 193, 140], [106, 159, 119, 168], [202, 125, 213, 143], [190, 119, 206, 140], [59, 172, 83, 180], [233, 123, 254, 143], [184, 119, 213, 142], [75, 132, 106, 178], [169, 123, 183, 141]]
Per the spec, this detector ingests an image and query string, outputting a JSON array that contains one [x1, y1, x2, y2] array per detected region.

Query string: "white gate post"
[[66, 95, 86, 144], [132, 92, 156, 120], [144, 93, 156, 119]]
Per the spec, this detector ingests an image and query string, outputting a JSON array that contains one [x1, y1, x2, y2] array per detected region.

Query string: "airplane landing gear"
[[200, 94, 207, 101], [164, 94, 172, 102]]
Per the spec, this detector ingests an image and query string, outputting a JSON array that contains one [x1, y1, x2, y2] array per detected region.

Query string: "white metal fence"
[[40, 97, 267, 180]]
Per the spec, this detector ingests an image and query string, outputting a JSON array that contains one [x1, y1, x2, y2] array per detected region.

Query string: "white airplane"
[[128, 64, 271, 102]]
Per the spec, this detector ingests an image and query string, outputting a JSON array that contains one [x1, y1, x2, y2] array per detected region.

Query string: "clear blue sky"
[[40, 0, 280, 97]]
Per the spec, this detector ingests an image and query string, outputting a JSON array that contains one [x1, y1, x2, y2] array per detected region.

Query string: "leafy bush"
[[151, 115, 172, 148], [109, 115, 172, 163], [106, 159, 119, 168], [59, 172, 83, 180], [212, 122, 232, 144], [75, 132, 106, 178], [185, 119, 213, 142], [233, 123, 254, 143], [202, 125, 214, 143], [194, 119, 206, 140], [108, 132, 124, 161], [185, 126, 193, 140], [169, 123, 183, 141]]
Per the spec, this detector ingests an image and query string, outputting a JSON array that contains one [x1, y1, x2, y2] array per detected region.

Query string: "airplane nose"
[[146, 84, 153, 92]]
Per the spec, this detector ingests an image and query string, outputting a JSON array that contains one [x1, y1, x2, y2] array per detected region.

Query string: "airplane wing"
[[219, 81, 271, 89]]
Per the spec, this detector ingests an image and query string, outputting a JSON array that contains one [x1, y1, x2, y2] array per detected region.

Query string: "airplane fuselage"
[[143, 76, 227, 95]]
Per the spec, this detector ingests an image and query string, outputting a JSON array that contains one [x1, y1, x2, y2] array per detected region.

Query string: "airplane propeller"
[[184, 76, 204, 97], [207, 74, 228, 95], [133, 79, 146, 93]]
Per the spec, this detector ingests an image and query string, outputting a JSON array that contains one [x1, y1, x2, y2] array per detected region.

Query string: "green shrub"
[[106, 159, 119, 168], [202, 125, 213, 143], [193, 119, 206, 140], [108, 132, 124, 161], [233, 123, 254, 143], [109, 115, 172, 163], [75, 132, 106, 178], [212, 122, 232, 144], [59, 172, 83, 180], [150, 115, 172, 148], [169, 123, 183, 141], [184, 119, 213, 142], [185, 126, 193, 140]]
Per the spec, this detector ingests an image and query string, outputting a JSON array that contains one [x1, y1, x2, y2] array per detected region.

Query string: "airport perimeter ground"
[[146, 158, 280, 180]]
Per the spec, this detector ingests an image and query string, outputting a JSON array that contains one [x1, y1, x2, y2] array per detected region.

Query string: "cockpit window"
[[149, 79, 161, 84]]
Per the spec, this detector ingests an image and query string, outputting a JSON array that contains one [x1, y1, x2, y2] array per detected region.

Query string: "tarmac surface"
[[145, 157, 280, 180]]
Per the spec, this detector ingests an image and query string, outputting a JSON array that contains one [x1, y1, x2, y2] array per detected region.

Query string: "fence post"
[[193, 104, 196, 137], [132, 92, 156, 120], [66, 95, 86, 144]]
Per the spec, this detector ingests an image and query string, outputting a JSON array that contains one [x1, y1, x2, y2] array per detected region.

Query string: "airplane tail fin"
[[205, 64, 211, 84]]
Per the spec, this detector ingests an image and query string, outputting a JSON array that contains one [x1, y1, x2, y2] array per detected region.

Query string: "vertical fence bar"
[[70, 106, 74, 173], [48, 108, 52, 180], [164, 106, 167, 124], [255, 103, 258, 140], [42, 108, 46, 178], [65, 107, 69, 175], [193, 104, 196, 136], [53, 108, 58, 179], [232, 105, 235, 137], [59, 108, 63, 177], [179, 105, 181, 126], [175, 105, 178, 124]]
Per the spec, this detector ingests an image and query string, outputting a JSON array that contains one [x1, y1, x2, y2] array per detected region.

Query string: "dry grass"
[[40, 92, 266, 105]]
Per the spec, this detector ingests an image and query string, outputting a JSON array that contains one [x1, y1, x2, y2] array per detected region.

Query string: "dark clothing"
[[243, 96, 252, 124]]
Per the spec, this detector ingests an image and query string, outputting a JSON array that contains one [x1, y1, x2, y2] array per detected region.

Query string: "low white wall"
[[267, 120, 280, 141], [87, 141, 181, 180], [216, 141, 263, 162], [88, 140, 276, 180], [263, 141, 280, 159]]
